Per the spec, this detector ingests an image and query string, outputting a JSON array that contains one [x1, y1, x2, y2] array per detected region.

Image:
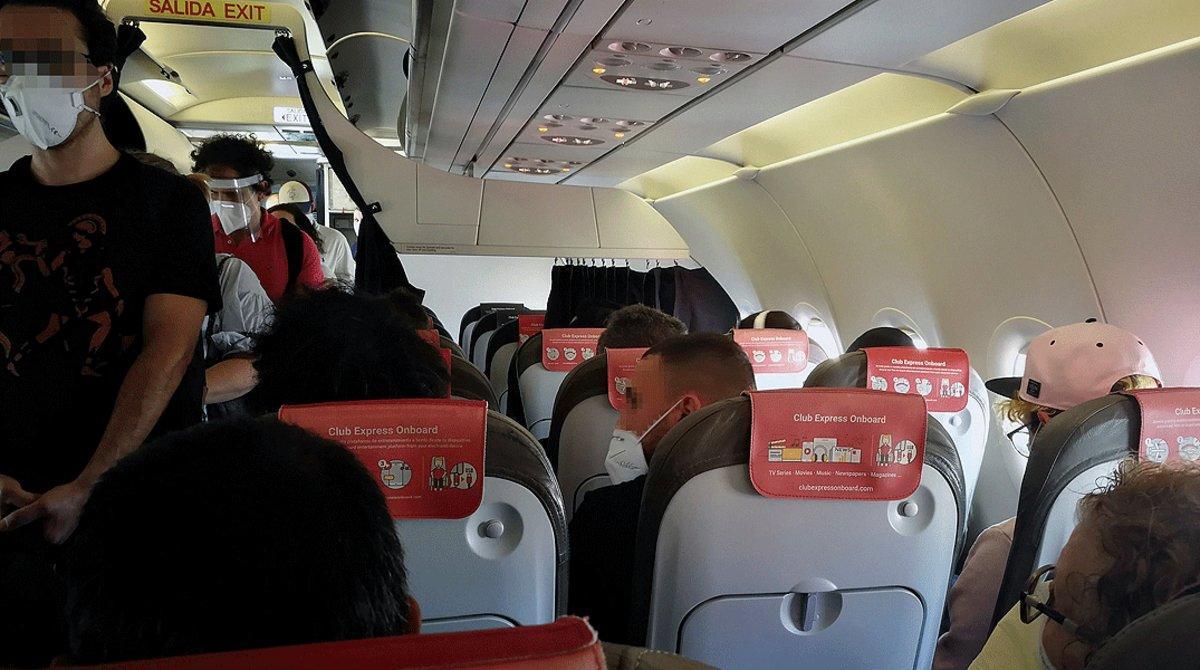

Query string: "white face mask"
[[604, 398, 685, 484], [0, 73, 106, 150], [211, 200, 257, 237]]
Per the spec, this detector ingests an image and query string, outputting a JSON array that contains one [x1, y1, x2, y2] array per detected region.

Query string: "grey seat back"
[[451, 355, 499, 409], [628, 396, 964, 668], [399, 410, 567, 634], [470, 312, 503, 371], [547, 354, 617, 520], [992, 394, 1139, 627], [806, 349, 989, 522], [485, 320, 523, 414], [1085, 589, 1200, 670], [513, 332, 568, 440]]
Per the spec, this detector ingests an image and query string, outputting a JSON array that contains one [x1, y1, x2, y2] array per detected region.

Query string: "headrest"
[[629, 395, 964, 643], [441, 335, 468, 360], [547, 352, 610, 469], [451, 356, 499, 407], [485, 319, 520, 374], [846, 327, 914, 352], [519, 313, 547, 343], [459, 303, 526, 345], [279, 399, 488, 519], [541, 328, 604, 372], [806, 349, 971, 414], [74, 616, 603, 669], [1085, 590, 1200, 670], [516, 332, 545, 377], [805, 350, 870, 388], [1120, 388, 1200, 464], [993, 394, 1140, 624]]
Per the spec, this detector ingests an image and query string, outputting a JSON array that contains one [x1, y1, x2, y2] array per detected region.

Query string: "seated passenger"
[[192, 135, 324, 303], [252, 287, 449, 412], [845, 326, 915, 352], [936, 322, 1160, 670], [596, 304, 687, 351], [737, 309, 802, 331], [272, 181, 356, 284], [127, 157, 272, 417], [971, 460, 1200, 669], [62, 418, 418, 664], [568, 333, 756, 643]]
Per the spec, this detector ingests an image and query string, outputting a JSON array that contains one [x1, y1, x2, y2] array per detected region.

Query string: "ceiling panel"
[[561, 147, 687, 187], [602, 0, 851, 54], [631, 55, 875, 158], [787, 0, 1050, 69]]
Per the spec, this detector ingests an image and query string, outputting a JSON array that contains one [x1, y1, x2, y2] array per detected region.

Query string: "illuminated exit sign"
[[273, 106, 310, 125]]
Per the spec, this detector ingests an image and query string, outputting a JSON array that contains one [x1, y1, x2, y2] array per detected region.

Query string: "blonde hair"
[[996, 374, 1159, 425]]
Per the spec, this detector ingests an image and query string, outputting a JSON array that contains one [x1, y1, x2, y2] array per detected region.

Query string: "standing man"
[[0, 0, 220, 664], [276, 179, 355, 283], [192, 136, 325, 302]]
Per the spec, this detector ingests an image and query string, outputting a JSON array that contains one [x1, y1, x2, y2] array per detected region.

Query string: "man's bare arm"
[[0, 293, 207, 541]]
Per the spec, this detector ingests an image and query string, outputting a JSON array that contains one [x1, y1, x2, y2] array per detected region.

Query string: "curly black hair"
[[191, 134, 275, 188], [268, 202, 325, 254], [253, 287, 449, 411], [63, 417, 412, 663], [0, 0, 117, 66]]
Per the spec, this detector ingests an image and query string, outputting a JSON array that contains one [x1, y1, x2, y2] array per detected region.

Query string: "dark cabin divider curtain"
[[542, 262, 737, 334]]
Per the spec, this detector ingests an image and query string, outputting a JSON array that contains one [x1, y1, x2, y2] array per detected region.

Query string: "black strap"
[[279, 221, 304, 296]]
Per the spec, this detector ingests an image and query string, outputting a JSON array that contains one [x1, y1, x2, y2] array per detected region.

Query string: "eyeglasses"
[[1020, 565, 1106, 646]]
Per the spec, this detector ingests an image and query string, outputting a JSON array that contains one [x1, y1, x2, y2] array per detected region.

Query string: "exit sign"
[[273, 106, 310, 125]]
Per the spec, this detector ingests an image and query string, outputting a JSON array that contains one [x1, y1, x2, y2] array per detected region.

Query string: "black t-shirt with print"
[[0, 153, 221, 493]]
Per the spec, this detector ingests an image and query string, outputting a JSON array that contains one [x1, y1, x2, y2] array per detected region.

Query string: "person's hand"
[[0, 478, 91, 544], [0, 473, 38, 516]]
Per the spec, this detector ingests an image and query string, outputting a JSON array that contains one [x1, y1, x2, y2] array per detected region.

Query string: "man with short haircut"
[[568, 333, 755, 642], [62, 418, 418, 664], [596, 304, 687, 351], [192, 135, 324, 303], [0, 1, 220, 663]]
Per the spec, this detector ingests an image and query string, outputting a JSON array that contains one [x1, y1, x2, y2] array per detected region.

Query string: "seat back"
[[400, 410, 567, 633], [451, 356, 500, 409], [733, 327, 815, 391], [629, 395, 964, 669], [442, 335, 468, 361], [547, 354, 616, 519], [1085, 590, 1200, 670], [991, 394, 1139, 626], [513, 333, 566, 440], [77, 616, 605, 669], [805, 349, 989, 520], [486, 320, 522, 413]]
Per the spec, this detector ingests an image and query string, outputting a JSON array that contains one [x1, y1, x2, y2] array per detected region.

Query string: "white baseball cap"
[[277, 181, 313, 206]]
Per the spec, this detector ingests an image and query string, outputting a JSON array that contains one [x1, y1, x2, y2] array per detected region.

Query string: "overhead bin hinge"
[[947, 89, 1021, 117], [734, 167, 760, 181]]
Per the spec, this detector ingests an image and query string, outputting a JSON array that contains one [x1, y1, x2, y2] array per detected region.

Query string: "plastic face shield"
[[208, 174, 264, 241]]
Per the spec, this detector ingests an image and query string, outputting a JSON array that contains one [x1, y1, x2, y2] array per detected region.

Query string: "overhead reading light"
[[577, 124, 598, 131], [592, 66, 606, 75], [660, 46, 702, 58], [516, 167, 556, 175], [601, 74, 689, 91], [709, 51, 751, 62], [608, 41, 651, 53], [580, 117, 611, 125], [614, 119, 644, 128], [614, 131, 626, 139], [691, 65, 726, 76], [538, 126, 549, 133], [542, 135, 605, 146], [598, 56, 630, 67], [697, 76, 711, 84], [543, 113, 572, 121]]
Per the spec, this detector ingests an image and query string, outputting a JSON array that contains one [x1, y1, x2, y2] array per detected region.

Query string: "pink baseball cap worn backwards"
[[985, 321, 1161, 411]]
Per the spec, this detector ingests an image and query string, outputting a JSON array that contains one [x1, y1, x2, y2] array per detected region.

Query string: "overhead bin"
[[105, 0, 689, 261]]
